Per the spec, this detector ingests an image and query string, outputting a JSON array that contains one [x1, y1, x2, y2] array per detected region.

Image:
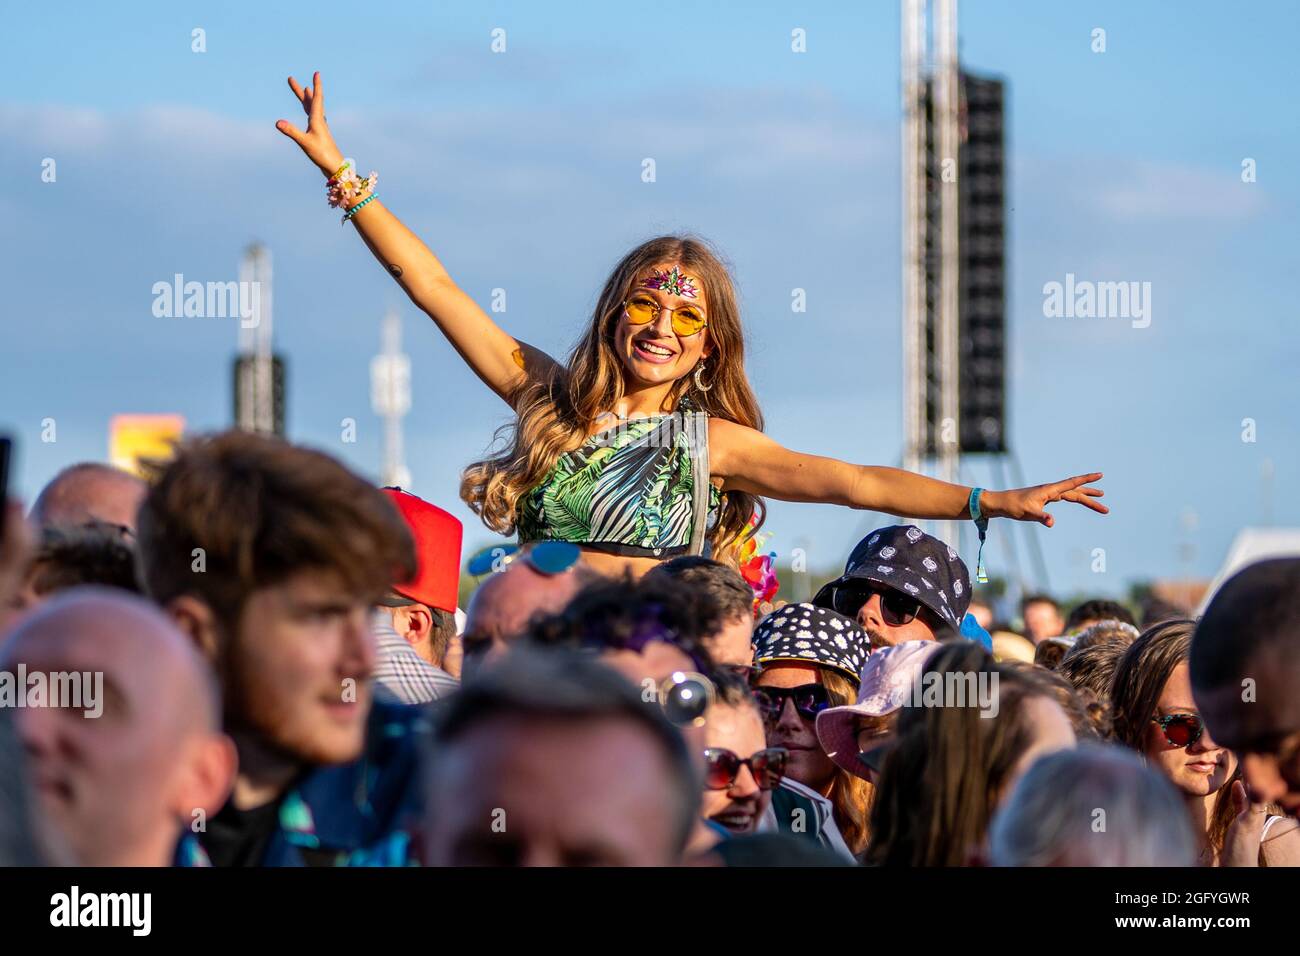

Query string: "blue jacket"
[[177, 700, 428, 867]]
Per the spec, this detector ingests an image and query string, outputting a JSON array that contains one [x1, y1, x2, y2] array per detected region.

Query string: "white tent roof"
[[1197, 527, 1300, 615]]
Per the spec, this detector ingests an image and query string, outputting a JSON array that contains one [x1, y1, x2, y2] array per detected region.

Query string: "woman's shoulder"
[[704, 415, 751, 443], [1259, 815, 1300, 867], [1262, 814, 1300, 841], [706, 416, 763, 478]]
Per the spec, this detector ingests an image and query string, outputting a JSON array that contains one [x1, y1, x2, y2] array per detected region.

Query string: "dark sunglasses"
[[856, 744, 890, 776], [752, 684, 832, 723], [1151, 713, 1205, 749], [702, 746, 788, 791], [828, 581, 923, 626]]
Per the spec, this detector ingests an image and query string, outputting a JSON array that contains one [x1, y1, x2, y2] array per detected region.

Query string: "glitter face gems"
[[641, 266, 699, 300]]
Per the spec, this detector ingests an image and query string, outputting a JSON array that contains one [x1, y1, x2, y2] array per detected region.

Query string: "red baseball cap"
[[380, 487, 463, 614]]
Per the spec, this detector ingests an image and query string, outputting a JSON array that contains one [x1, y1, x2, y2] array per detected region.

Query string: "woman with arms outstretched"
[[276, 72, 1107, 579]]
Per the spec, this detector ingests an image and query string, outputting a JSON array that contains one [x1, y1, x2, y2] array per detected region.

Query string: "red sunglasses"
[[1151, 713, 1205, 748], [702, 747, 788, 791]]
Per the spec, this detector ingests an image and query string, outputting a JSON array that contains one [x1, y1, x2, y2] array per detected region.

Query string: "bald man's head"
[[461, 560, 600, 681], [30, 463, 146, 532], [1, 587, 234, 865]]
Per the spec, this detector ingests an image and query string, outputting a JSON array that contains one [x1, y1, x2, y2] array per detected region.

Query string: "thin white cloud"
[[1095, 160, 1268, 222], [1018, 151, 1269, 224]]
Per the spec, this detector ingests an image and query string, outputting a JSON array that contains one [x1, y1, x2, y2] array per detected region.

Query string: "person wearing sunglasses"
[[525, 572, 720, 745], [278, 71, 1107, 585], [460, 541, 602, 682], [520, 569, 740, 862], [812, 525, 970, 654], [815, 640, 943, 787], [693, 673, 786, 847], [1112, 619, 1300, 866], [750, 603, 871, 858]]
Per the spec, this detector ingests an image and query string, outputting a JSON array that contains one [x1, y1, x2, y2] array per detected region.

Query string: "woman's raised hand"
[[275, 71, 345, 176], [987, 472, 1108, 527]]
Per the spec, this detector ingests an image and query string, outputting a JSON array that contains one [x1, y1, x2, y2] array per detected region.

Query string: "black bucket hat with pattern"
[[752, 603, 870, 685], [811, 525, 971, 632]]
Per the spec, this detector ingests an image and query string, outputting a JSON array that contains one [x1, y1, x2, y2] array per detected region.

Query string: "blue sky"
[[2, 1, 1297, 602]]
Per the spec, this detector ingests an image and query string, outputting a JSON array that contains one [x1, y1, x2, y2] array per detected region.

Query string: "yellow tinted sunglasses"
[[622, 294, 708, 338]]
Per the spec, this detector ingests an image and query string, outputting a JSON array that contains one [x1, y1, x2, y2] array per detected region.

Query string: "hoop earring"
[[693, 361, 713, 393]]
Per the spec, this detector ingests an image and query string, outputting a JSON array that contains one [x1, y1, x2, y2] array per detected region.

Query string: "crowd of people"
[[0, 69, 1294, 870], [1, 437, 1298, 868]]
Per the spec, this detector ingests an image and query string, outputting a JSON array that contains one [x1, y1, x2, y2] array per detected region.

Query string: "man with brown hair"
[[135, 430, 424, 866], [646, 555, 755, 674]]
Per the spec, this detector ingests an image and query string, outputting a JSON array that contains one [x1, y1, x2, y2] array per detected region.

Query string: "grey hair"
[[989, 744, 1198, 867], [425, 646, 701, 857]]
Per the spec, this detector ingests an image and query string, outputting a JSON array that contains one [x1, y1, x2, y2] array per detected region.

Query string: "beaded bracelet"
[[341, 192, 378, 224]]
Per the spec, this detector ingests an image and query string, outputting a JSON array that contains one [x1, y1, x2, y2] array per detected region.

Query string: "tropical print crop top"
[[516, 408, 722, 558]]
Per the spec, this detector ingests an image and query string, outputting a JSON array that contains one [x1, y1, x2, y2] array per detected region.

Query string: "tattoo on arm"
[[387, 263, 403, 278]]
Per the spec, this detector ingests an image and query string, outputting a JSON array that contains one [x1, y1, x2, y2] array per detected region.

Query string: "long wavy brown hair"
[[863, 643, 1063, 866], [460, 235, 765, 562], [1109, 619, 1241, 859]]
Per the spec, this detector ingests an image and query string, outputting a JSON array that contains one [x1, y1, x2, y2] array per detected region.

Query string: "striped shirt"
[[372, 627, 459, 705]]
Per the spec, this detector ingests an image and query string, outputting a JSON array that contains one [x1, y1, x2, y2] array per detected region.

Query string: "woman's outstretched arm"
[[709, 419, 1107, 526], [275, 71, 559, 405]]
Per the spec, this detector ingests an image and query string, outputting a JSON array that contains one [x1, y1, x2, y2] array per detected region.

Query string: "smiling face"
[[613, 263, 712, 390], [1145, 662, 1235, 798], [699, 701, 770, 835]]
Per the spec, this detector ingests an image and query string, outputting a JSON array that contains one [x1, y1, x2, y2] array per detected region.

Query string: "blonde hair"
[[460, 236, 765, 562], [817, 668, 874, 855]]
